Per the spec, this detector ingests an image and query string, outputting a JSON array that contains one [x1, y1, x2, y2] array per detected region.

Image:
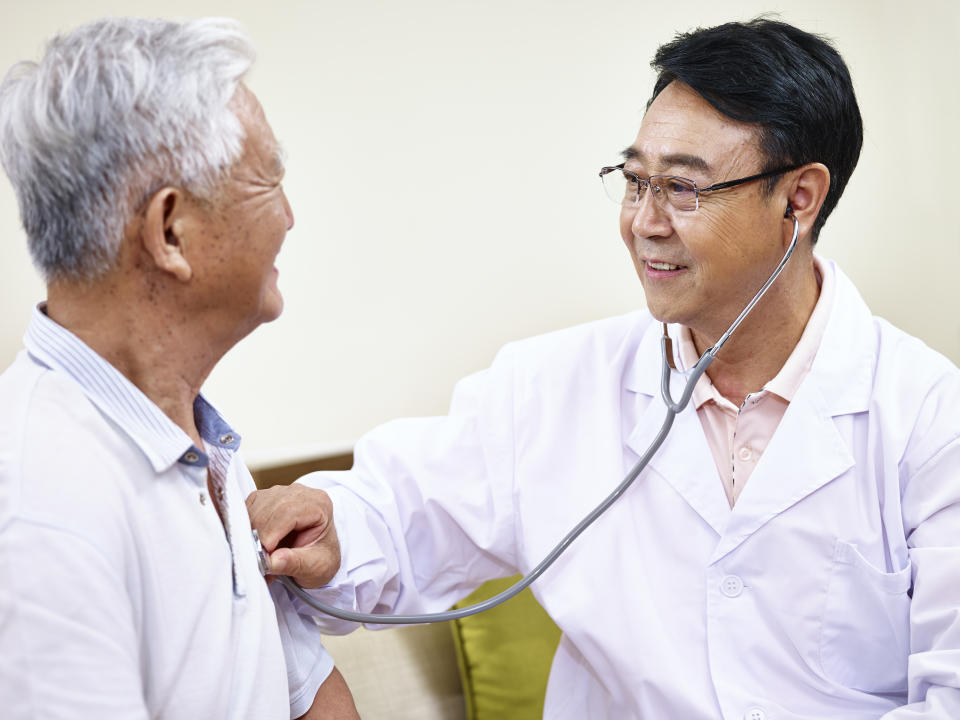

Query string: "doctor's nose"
[[628, 188, 672, 240]]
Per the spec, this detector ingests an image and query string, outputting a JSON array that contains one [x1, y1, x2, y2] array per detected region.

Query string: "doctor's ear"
[[142, 187, 193, 282], [784, 163, 830, 239]]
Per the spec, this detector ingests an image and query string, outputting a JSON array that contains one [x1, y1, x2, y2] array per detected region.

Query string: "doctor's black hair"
[[649, 17, 863, 243]]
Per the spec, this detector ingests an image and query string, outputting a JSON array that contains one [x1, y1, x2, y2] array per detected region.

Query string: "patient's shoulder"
[[0, 354, 149, 536]]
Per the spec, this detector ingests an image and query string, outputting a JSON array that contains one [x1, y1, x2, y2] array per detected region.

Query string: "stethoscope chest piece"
[[252, 529, 272, 577]]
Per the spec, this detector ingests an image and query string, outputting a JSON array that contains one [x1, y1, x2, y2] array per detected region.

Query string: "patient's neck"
[[46, 278, 221, 448]]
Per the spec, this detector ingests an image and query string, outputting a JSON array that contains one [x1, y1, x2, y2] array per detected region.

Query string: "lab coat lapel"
[[709, 261, 875, 564], [625, 322, 731, 537], [708, 380, 855, 563]]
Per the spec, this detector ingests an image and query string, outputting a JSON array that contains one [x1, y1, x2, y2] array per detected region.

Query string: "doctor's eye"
[[664, 178, 695, 196], [654, 177, 698, 212]]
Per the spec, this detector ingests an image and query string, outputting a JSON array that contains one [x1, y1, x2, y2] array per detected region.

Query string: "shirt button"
[[744, 707, 767, 720], [720, 575, 744, 597], [738, 446, 753, 461], [199, 492, 207, 505], [220, 434, 235, 445], [184, 451, 200, 463]]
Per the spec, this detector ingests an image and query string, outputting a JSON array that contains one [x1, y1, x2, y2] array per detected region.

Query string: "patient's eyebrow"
[[620, 147, 711, 175]]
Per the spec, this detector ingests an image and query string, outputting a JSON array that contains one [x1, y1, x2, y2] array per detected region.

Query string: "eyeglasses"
[[598, 163, 801, 213]]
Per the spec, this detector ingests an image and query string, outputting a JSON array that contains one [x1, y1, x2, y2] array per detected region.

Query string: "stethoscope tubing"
[[256, 215, 801, 624]]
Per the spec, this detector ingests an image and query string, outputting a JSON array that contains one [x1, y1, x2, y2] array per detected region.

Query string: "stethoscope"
[[253, 213, 801, 624]]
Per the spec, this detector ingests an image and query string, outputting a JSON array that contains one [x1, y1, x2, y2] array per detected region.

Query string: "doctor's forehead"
[[625, 84, 763, 177]]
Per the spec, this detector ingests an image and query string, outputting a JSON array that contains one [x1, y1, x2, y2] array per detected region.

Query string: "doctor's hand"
[[246, 484, 342, 588]]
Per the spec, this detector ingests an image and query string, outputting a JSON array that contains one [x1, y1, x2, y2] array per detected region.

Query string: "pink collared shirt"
[[676, 256, 833, 507]]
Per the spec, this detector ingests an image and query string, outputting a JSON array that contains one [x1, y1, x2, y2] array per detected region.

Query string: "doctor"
[[249, 18, 960, 719]]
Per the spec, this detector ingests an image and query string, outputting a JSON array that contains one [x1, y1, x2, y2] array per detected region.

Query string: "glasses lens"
[[601, 169, 640, 206], [652, 176, 698, 212]]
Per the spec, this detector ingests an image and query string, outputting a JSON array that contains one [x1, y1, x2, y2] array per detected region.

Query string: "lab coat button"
[[743, 707, 766, 720], [720, 575, 744, 597]]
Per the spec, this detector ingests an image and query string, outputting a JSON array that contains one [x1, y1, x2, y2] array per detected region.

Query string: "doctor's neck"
[[689, 255, 820, 407]]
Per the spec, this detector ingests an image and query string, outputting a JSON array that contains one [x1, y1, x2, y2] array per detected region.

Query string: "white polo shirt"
[[0, 306, 332, 719]]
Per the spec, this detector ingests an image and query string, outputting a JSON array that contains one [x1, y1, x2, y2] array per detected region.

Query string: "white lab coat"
[[302, 260, 960, 719]]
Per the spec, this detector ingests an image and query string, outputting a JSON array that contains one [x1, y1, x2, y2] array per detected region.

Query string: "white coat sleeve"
[[297, 344, 521, 633], [882, 375, 960, 719]]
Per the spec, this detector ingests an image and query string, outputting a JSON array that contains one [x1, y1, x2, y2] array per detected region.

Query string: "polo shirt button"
[[721, 575, 744, 597], [738, 446, 753, 461], [744, 707, 767, 720]]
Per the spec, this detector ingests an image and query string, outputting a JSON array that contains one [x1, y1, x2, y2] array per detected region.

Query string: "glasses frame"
[[598, 163, 803, 212]]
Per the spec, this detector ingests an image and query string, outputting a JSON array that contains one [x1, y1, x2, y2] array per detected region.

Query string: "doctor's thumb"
[[268, 548, 295, 576], [268, 543, 341, 589]]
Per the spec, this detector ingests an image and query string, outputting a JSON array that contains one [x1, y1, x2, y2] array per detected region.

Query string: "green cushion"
[[450, 576, 562, 720]]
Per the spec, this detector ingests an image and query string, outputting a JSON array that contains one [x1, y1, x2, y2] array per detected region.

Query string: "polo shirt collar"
[[24, 304, 241, 473]]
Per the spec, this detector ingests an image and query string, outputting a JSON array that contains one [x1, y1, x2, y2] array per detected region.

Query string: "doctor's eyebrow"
[[620, 147, 712, 175]]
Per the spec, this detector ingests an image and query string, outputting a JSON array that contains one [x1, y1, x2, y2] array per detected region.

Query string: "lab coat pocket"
[[819, 539, 912, 694]]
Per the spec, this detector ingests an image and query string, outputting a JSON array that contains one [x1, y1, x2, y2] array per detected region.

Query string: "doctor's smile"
[[643, 260, 688, 277]]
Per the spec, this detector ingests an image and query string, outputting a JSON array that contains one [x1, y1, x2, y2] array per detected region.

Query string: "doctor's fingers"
[[245, 484, 334, 552], [269, 524, 342, 588]]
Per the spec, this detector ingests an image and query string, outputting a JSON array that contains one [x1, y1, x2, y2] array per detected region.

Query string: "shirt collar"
[[674, 255, 835, 407], [24, 304, 241, 473], [676, 323, 722, 411]]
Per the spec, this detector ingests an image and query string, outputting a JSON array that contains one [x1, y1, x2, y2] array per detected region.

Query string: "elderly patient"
[[0, 18, 358, 720], [250, 18, 960, 720]]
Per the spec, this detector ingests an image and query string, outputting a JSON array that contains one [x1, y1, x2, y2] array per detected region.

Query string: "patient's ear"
[[142, 187, 193, 282]]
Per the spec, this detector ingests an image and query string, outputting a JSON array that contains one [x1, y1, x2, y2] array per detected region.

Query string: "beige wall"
[[1, 0, 958, 464]]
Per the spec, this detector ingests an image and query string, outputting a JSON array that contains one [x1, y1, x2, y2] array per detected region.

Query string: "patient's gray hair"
[[0, 17, 256, 281]]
